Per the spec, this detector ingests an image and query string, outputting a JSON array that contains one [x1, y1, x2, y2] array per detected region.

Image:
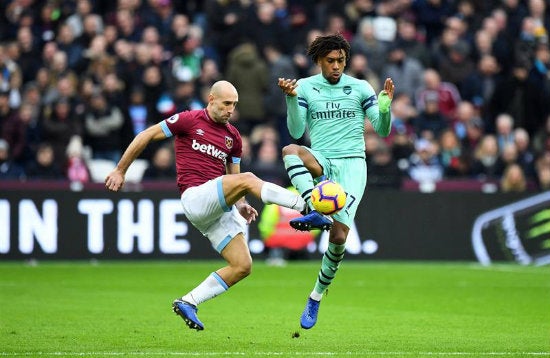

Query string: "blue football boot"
[[290, 210, 333, 231], [172, 299, 204, 331], [300, 297, 321, 329]]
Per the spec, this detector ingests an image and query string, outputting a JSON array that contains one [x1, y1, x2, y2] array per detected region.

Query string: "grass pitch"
[[0, 260, 548, 357]]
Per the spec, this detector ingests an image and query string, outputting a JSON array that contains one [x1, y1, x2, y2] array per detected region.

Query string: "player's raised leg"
[[282, 145, 332, 231], [222, 172, 306, 212]]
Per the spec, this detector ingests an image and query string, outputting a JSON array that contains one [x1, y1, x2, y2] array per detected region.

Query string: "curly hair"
[[306, 33, 351, 63]]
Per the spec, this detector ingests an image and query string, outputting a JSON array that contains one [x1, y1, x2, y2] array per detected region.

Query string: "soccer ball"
[[311, 180, 346, 215]]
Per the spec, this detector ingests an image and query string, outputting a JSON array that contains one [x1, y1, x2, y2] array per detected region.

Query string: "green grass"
[[0, 261, 548, 357]]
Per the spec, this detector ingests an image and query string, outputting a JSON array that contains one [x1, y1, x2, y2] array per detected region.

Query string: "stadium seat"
[[125, 159, 149, 183], [87, 158, 149, 183], [87, 159, 116, 183]]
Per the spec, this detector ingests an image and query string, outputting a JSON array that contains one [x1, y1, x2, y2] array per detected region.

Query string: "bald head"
[[207, 80, 239, 124], [210, 80, 238, 98]]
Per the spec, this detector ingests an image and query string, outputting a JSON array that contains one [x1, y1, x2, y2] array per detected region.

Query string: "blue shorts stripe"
[[215, 235, 233, 253], [216, 179, 231, 212]]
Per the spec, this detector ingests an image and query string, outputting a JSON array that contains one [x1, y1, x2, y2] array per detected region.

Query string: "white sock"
[[260, 182, 306, 212], [310, 291, 323, 301], [181, 272, 228, 306]]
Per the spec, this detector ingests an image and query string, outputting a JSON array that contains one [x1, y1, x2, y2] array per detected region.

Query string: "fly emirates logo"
[[191, 139, 228, 162]]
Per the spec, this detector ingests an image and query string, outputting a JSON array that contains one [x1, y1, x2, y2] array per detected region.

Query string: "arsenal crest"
[[343, 86, 351, 95], [225, 136, 233, 149]]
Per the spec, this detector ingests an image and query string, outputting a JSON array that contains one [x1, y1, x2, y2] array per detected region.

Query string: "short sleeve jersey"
[[295, 73, 377, 158], [160, 109, 242, 194]]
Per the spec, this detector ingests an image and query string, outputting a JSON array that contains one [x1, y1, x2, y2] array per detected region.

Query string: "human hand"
[[278, 78, 298, 97], [383, 78, 394, 100], [378, 78, 394, 113], [237, 202, 258, 224], [105, 169, 125, 192]]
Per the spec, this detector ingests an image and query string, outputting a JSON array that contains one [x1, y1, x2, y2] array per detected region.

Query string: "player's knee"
[[239, 171, 259, 184], [329, 230, 347, 245], [282, 144, 300, 157], [235, 258, 252, 280]]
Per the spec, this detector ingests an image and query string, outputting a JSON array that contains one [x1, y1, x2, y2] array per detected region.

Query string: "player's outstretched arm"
[[278, 77, 298, 97], [278, 77, 307, 138], [105, 123, 166, 192]]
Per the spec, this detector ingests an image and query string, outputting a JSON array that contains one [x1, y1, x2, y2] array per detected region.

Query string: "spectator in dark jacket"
[[0, 139, 25, 180], [83, 91, 124, 163], [25, 142, 63, 180]]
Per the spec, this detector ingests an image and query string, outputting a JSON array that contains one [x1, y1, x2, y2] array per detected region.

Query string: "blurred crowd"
[[0, 0, 549, 192]]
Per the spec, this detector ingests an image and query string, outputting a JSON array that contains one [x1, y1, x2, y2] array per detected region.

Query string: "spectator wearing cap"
[[407, 138, 444, 184], [0, 139, 25, 180], [413, 90, 449, 140]]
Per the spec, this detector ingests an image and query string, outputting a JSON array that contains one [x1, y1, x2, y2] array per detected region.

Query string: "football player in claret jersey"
[[278, 34, 395, 329], [105, 81, 307, 331]]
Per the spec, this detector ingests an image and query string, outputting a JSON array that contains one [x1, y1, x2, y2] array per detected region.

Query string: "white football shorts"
[[180, 177, 246, 253]]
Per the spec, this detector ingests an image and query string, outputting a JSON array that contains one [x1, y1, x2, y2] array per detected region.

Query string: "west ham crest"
[[225, 136, 233, 149]]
